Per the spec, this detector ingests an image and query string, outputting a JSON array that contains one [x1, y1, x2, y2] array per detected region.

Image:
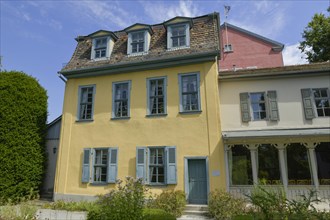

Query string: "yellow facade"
[[54, 61, 226, 199]]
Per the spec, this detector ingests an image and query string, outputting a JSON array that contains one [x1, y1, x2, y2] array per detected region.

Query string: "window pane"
[[315, 142, 330, 185], [94, 166, 107, 182], [230, 145, 253, 185], [258, 144, 281, 185], [287, 143, 311, 185]]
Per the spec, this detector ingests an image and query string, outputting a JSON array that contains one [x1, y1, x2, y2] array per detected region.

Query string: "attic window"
[[91, 37, 112, 60], [167, 23, 190, 49], [127, 31, 150, 55], [224, 44, 233, 52]]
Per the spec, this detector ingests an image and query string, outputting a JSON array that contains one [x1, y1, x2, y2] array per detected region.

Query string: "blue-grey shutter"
[[107, 148, 118, 183], [166, 146, 177, 184], [240, 93, 251, 122], [267, 91, 279, 121], [136, 147, 147, 182], [91, 149, 95, 183], [82, 148, 91, 183], [301, 89, 316, 119]]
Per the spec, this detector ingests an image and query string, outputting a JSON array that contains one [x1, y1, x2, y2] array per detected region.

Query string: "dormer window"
[[131, 32, 145, 53], [167, 23, 190, 49], [94, 37, 107, 58]]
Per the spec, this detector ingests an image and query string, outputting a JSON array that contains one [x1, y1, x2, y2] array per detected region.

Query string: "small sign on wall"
[[212, 170, 220, 176]]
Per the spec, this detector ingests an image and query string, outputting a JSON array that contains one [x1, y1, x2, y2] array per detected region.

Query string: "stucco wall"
[[55, 61, 225, 198], [219, 27, 283, 71], [219, 74, 330, 131]]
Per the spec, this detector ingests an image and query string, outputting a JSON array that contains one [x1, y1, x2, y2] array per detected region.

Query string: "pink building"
[[219, 22, 284, 71]]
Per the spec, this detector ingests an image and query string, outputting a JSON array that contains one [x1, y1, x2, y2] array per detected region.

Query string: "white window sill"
[[92, 57, 109, 61], [167, 46, 190, 52], [128, 52, 148, 57]]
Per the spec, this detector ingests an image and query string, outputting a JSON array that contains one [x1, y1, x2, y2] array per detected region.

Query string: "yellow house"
[[54, 13, 225, 203]]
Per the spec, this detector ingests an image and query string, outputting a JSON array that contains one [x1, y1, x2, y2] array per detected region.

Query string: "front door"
[[188, 159, 207, 204]]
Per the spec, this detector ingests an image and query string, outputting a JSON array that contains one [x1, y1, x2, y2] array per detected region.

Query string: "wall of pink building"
[[219, 27, 284, 71]]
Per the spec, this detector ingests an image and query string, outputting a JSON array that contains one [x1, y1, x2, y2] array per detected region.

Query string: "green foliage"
[[246, 185, 287, 219], [0, 203, 38, 220], [42, 200, 96, 212], [299, 7, 330, 63], [0, 71, 48, 204], [87, 176, 147, 220], [143, 208, 176, 220], [208, 189, 246, 220], [146, 190, 186, 217]]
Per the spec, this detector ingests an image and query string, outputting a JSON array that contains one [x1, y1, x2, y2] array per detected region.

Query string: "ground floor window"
[[229, 145, 253, 185], [258, 144, 280, 185], [315, 142, 330, 185], [149, 148, 165, 184], [286, 143, 312, 185]]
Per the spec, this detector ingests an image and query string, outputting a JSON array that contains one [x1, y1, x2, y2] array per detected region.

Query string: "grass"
[[42, 200, 97, 212], [0, 202, 38, 220]]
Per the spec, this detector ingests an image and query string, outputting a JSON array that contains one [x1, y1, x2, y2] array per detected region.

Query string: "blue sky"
[[1, 0, 329, 122]]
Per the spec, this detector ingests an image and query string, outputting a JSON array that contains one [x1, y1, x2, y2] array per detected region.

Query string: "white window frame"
[[224, 44, 233, 52], [92, 148, 108, 184], [178, 72, 201, 113], [147, 76, 167, 116], [148, 147, 165, 185], [167, 23, 190, 50], [77, 85, 96, 121], [312, 88, 330, 117], [91, 36, 112, 60], [250, 92, 267, 121], [112, 81, 131, 119], [127, 30, 150, 56]]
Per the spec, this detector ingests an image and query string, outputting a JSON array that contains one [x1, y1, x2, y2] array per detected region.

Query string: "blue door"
[[188, 159, 207, 204]]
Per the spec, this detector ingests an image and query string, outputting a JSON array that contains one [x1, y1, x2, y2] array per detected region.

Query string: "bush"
[[87, 176, 147, 220], [147, 190, 186, 217], [246, 185, 287, 219], [143, 208, 176, 220], [43, 200, 96, 212], [0, 71, 47, 204], [208, 189, 246, 220]]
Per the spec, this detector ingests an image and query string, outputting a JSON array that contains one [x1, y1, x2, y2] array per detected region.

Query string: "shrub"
[[143, 208, 176, 220], [87, 176, 147, 220], [208, 189, 246, 220], [147, 190, 186, 217], [0, 71, 47, 204], [43, 200, 96, 212], [246, 185, 288, 219]]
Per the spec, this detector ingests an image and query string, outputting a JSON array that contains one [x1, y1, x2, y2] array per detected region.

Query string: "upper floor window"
[[127, 31, 150, 55], [147, 77, 167, 115], [112, 81, 131, 119], [301, 88, 330, 119], [131, 32, 144, 53], [136, 146, 177, 185], [77, 85, 95, 121], [167, 23, 190, 49], [82, 148, 118, 184], [224, 44, 233, 52], [178, 73, 201, 113], [91, 37, 113, 60], [239, 91, 279, 122]]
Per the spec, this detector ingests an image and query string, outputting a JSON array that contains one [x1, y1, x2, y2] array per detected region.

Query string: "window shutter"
[[82, 148, 91, 183], [239, 93, 251, 122], [91, 39, 96, 60], [106, 37, 111, 58], [301, 89, 316, 119], [136, 147, 147, 182], [167, 26, 172, 49], [267, 91, 279, 121], [166, 146, 177, 184], [91, 149, 95, 183], [107, 148, 118, 183], [127, 33, 132, 54]]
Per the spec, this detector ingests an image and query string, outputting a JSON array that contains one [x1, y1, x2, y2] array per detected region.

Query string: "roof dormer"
[[125, 23, 153, 56], [88, 30, 118, 61], [164, 16, 193, 50]]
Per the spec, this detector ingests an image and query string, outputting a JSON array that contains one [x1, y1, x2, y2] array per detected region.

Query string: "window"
[[167, 24, 190, 49], [127, 31, 150, 55], [131, 32, 144, 53], [179, 73, 201, 113], [136, 146, 176, 185], [301, 88, 330, 119], [81, 148, 118, 184], [315, 142, 330, 185], [229, 145, 253, 185], [258, 144, 281, 185], [78, 85, 95, 120], [240, 91, 279, 122], [112, 81, 131, 118], [224, 44, 233, 52], [286, 143, 312, 185], [91, 37, 111, 60], [147, 77, 166, 115]]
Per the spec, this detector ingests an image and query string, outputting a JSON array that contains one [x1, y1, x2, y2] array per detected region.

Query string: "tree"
[[299, 7, 330, 63], [0, 71, 47, 204]]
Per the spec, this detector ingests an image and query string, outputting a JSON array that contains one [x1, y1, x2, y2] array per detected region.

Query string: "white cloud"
[[283, 43, 308, 66], [140, 0, 202, 23]]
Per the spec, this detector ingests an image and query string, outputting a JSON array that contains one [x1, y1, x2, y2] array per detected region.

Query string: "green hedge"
[[0, 71, 47, 204]]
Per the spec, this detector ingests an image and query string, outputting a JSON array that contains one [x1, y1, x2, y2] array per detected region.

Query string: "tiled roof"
[[219, 61, 330, 80], [61, 13, 220, 73]]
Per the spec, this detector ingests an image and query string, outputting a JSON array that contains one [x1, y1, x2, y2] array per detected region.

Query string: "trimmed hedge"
[[0, 71, 47, 204]]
